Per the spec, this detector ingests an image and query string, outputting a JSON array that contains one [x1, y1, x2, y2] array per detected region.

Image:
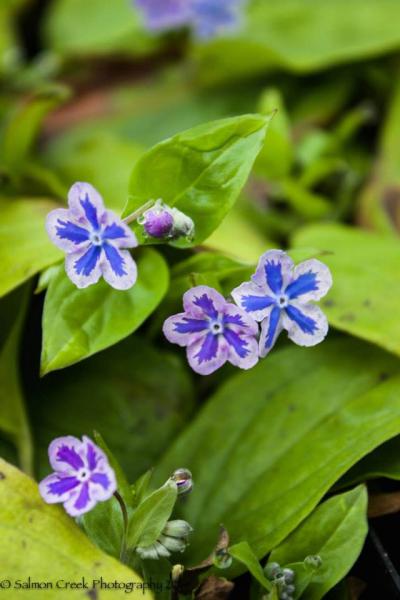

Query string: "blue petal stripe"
[[74, 245, 101, 276], [48, 476, 80, 497], [86, 443, 98, 471], [224, 328, 249, 358], [91, 473, 111, 490], [193, 294, 218, 318], [265, 306, 281, 349], [56, 220, 89, 244], [56, 445, 84, 470], [174, 318, 208, 334], [103, 244, 127, 276], [285, 304, 317, 334], [73, 482, 90, 511], [195, 332, 218, 364], [286, 271, 318, 300], [223, 313, 247, 326], [265, 260, 284, 294], [240, 295, 275, 313], [103, 223, 127, 240], [80, 193, 99, 229]]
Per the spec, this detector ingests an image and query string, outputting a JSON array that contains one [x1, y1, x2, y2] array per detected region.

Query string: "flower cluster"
[[39, 435, 116, 517], [135, 0, 245, 39], [264, 562, 296, 600], [164, 250, 332, 375]]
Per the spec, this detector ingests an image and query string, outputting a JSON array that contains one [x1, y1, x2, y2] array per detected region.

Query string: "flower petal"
[[259, 306, 283, 358], [89, 471, 117, 501], [64, 482, 96, 517], [136, 0, 191, 30], [48, 436, 84, 473], [39, 473, 80, 504], [282, 302, 329, 347], [103, 212, 138, 248], [65, 244, 102, 289], [101, 245, 137, 290], [191, 0, 242, 38], [231, 281, 275, 322], [252, 250, 294, 295], [223, 303, 259, 335], [68, 182, 106, 229], [183, 285, 226, 319], [224, 330, 259, 370], [187, 332, 228, 375], [46, 208, 90, 252], [163, 313, 209, 347], [285, 259, 333, 302]]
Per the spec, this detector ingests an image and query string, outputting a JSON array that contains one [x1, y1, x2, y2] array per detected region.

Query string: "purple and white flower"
[[232, 250, 332, 358], [163, 285, 259, 375], [46, 182, 138, 290], [135, 0, 244, 39], [39, 435, 117, 517]]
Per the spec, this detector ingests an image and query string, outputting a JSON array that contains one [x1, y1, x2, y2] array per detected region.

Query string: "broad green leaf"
[[291, 223, 400, 357], [154, 338, 400, 563], [194, 0, 400, 83], [269, 486, 368, 600], [339, 436, 400, 487], [124, 114, 272, 246], [127, 480, 178, 549], [229, 541, 271, 590], [0, 198, 62, 298], [34, 335, 194, 482], [43, 0, 158, 58], [0, 458, 152, 599], [0, 286, 32, 474], [81, 495, 125, 560], [41, 247, 169, 373]]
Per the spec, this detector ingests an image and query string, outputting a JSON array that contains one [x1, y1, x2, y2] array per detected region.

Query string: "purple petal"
[[46, 208, 90, 253], [89, 471, 116, 501], [143, 208, 174, 238], [191, 0, 242, 38], [64, 482, 95, 517], [231, 281, 275, 323], [163, 313, 209, 347], [285, 259, 332, 302], [65, 245, 102, 289], [226, 333, 259, 369], [48, 436, 84, 472], [103, 212, 138, 248], [102, 246, 137, 290], [282, 302, 329, 347], [223, 304, 259, 335], [136, 0, 191, 30], [187, 332, 228, 375], [252, 250, 294, 296], [259, 306, 283, 358], [183, 286, 226, 319], [39, 473, 80, 504], [68, 182, 106, 226]]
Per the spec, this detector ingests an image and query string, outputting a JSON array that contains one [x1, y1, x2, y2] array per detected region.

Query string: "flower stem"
[[123, 200, 154, 225], [114, 491, 129, 563]]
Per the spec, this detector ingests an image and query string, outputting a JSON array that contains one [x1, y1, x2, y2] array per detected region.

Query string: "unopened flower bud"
[[213, 548, 232, 570], [163, 519, 193, 539], [138, 199, 174, 238], [171, 468, 193, 495], [304, 555, 322, 570], [264, 562, 282, 580], [170, 207, 195, 241], [159, 534, 187, 553], [282, 568, 295, 583]]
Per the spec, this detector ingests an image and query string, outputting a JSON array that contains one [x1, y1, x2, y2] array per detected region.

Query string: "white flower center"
[[277, 294, 288, 308], [90, 231, 103, 246], [210, 320, 224, 335], [77, 468, 90, 482]]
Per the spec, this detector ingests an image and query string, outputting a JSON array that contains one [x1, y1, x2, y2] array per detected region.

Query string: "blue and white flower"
[[46, 182, 138, 290], [163, 285, 259, 375], [232, 250, 332, 357]]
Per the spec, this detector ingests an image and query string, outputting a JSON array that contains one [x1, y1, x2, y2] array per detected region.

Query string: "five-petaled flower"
[[135, 0, 244, 39], [46, 182, 138, 290], [231, 250, 332, 357], [39, 435, 117, 517], [163, 285, 259, 375]]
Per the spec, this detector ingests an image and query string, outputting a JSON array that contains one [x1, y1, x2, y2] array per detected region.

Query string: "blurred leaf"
[[194, 0, 400, 83], [154, 338, 400, 564], [339, 436, 400, 487], [0, 286, 32, 474], [127, 480, 177, 549], [124, 114, 272, 246], [0, 198, 62, 298], [34, 335, 194, 482], [42, 132, 144, 212], [269, 486, 368, 600], [229, 541, 271, 590], [292, 223, 400, 356], [43, 0, 158, 58], [0, 458, 151, 599], [41, 248, 169, 373]]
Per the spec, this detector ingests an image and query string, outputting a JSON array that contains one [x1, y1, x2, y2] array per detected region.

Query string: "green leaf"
[[0, 198, 62, 298], [0, 286, 33, 474], [124, 114, 272, 246], [34, 335, 194, 483], [81, 496, 125, 560], [229, 541, 271, 591], [93, 431, 133, 507], [291, 223, 400, 357], [127, 480, 178, 549], [41, 247, 169, 373], [269, 486, 368, 600], [154, 338, 400, 563], [339, 436, 400, 488], [194, 0, 400, 83], [0, 458, 152, 599]]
